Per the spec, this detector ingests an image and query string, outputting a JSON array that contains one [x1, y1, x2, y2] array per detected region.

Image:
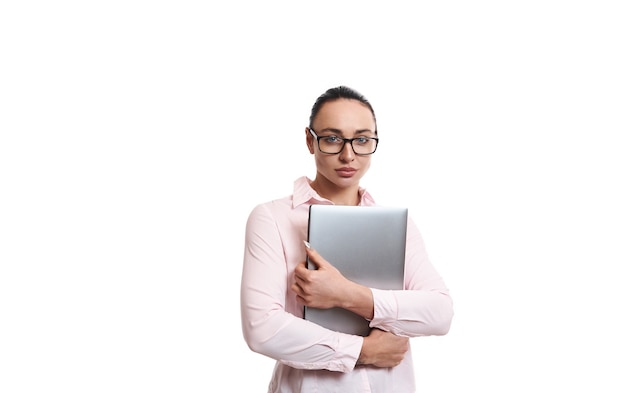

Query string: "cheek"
[[314, 153, 326, 168], [314, 153, 334, 172], [360, 158, 372, 172]]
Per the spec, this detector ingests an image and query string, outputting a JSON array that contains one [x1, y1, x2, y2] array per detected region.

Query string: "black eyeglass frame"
[[308, 128, 379, 156]]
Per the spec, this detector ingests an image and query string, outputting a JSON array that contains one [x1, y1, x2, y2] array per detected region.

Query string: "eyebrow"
[[317, 128, 376, 136]]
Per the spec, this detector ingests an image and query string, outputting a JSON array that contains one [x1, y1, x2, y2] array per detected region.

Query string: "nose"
[[338, 141, 355, 162]]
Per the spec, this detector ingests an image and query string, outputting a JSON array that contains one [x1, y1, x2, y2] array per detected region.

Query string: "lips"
[[336, 167, 357, 177]]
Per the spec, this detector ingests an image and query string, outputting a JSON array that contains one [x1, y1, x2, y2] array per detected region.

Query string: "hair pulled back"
[[308, 86, 377, 133]]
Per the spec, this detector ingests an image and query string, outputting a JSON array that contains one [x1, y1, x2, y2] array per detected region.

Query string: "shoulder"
[[247, 194, 293, 221]]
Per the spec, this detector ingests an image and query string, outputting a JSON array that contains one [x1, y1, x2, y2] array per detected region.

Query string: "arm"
[[240, 203, 363, 372], [292, 217, 453, 338], [369, 217, 454, 337]]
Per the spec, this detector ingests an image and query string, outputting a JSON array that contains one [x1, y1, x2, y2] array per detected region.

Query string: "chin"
[[334, 175, 361, 187]]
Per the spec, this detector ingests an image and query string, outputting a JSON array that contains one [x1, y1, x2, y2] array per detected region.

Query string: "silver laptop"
[[303, 204, 408, 336]]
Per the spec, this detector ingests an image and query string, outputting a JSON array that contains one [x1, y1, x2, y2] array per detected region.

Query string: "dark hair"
[[308, 86, 377, 132]]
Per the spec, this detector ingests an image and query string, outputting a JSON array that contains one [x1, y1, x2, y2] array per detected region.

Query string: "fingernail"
[[303, 240, 311, 249]]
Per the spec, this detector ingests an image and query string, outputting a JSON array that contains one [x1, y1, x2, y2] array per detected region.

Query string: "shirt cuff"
[[369, 287, 399, 327], [281, 334, 363, 373]]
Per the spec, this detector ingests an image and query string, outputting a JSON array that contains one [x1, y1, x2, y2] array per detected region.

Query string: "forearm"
[[338, 281, 374, 320], [241, 304, 362, 372], [369, 288, 453, 337]]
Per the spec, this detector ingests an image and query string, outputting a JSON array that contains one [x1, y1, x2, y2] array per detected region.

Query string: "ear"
[[305, 128, 315, 154]]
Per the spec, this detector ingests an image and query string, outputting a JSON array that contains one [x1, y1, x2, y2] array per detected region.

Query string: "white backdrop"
[[1, 1, 625, 392]]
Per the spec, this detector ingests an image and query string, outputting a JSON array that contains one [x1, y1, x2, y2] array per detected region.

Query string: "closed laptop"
[[304, 204, 408, 336]]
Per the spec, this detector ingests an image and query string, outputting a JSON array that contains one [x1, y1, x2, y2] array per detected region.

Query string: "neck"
[[311, 178, 361, 206]]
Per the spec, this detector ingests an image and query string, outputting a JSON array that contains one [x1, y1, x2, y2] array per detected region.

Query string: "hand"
[[291, 244, 350, 309], [358, 329, 409, 368]]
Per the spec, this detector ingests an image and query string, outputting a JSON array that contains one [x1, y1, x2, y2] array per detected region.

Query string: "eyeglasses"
[[308, 128, 379, 155]]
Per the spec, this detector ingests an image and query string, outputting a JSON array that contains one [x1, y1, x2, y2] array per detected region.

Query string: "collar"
[[291, 176, 376, 208]]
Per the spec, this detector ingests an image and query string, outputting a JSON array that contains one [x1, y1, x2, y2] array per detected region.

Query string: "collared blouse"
[[241, 176, 453, 393]]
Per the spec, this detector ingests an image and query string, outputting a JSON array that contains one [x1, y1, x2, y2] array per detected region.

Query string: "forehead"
[[313, 99, 376, 131]]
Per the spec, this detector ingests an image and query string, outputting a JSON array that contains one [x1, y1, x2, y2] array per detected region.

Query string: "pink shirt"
[[241, 177, 453, 393]]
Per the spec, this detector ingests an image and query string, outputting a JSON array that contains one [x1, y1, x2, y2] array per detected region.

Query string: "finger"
[[304, 246, 330, 269], [303, 240, 323, 261], [291, 282, 306, 297], [293, 262, 310, 280], [293, 272, 307, 287]]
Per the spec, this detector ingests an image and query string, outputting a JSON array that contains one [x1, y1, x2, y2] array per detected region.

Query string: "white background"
[[1, 1, 625, 392]]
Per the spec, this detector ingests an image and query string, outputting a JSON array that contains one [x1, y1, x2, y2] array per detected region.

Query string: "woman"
[[240, 86, 453, 392]]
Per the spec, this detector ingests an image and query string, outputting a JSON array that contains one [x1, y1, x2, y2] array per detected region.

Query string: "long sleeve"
[[240, 201, 363, 372], [369, 217, 454, 337]]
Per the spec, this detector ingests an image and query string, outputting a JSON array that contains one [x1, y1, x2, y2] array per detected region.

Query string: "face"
[[306, 98, 377, 192]]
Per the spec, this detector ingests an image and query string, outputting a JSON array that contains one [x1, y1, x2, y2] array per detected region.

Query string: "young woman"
[[240, 86, 453, 392]]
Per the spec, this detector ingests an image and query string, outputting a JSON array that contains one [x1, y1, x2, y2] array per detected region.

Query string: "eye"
[[354, 137, 371, 145], [323, 136, 342, 144]]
